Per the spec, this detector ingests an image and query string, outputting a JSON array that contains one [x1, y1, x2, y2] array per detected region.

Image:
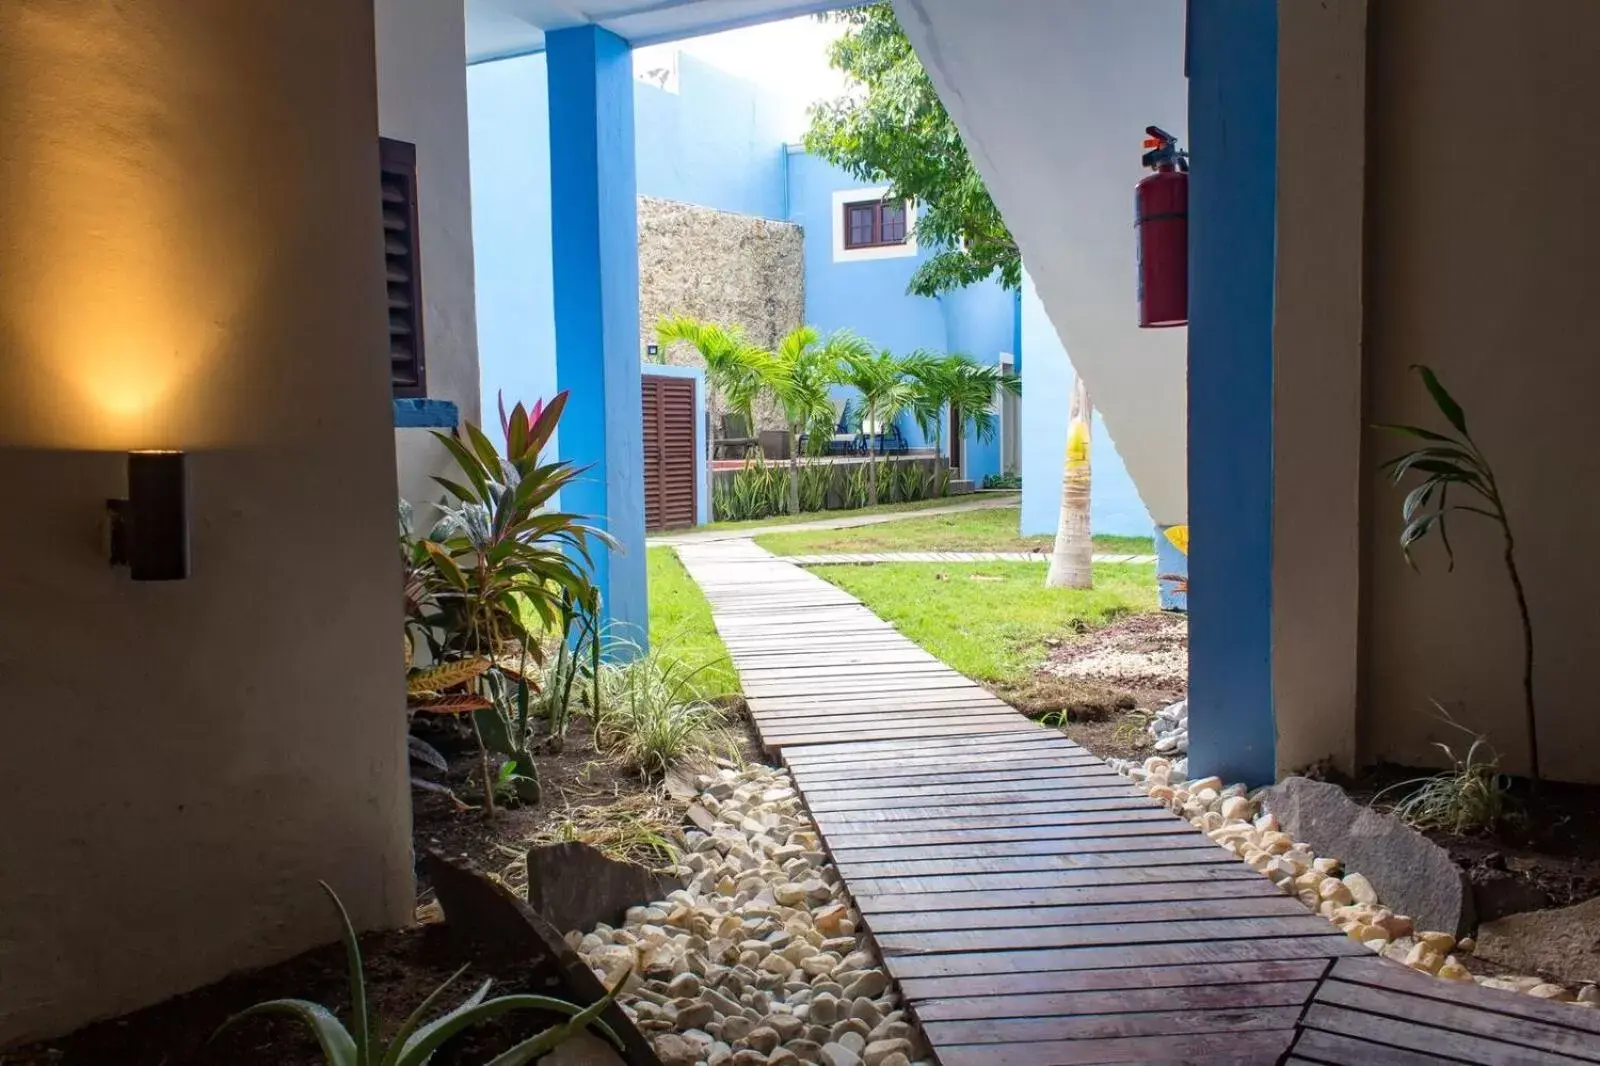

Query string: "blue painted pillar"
[[1186, 0, 1278, 785], [547, 26, 647, 649]]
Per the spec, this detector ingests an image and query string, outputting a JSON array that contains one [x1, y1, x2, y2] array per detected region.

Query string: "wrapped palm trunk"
[[1047, 376, 1093, 589]]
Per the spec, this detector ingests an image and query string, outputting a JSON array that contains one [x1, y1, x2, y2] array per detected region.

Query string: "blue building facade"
[[469, 49, 1146, 509]]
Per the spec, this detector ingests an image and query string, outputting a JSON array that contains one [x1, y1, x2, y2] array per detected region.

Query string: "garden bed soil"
[[998, 612, 1187, 761], [412, 698, 762, 909], [8, 701, 766, 1063], [3, 923, 571, 1066], [1341, 766, 1600, 920]]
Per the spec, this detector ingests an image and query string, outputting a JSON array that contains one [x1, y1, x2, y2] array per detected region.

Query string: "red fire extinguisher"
[[1135, 125, 1189, 328]]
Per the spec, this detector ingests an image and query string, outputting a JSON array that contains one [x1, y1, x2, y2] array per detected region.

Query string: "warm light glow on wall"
[[1, 2, 267, 451]]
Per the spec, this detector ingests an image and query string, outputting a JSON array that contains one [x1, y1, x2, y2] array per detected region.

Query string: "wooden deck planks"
[[674, 540, 1600, 1066]]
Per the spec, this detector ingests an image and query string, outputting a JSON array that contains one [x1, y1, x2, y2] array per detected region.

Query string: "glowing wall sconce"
[[108, 451, 190, 581]]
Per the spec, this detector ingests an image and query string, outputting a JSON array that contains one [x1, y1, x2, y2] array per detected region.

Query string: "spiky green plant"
[[1375, 707, 1510, 833], [590, 641, 734, 776], [1379, 365, 1538, 781], [798, 461, 832, 512], [213, 883, 625, 1066]]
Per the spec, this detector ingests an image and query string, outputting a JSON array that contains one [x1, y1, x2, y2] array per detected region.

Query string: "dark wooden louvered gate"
[[641, 374, 697, 531]]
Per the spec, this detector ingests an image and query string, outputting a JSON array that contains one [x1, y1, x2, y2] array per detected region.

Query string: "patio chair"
[[859, 416, 909, 456], [713, 412, 760, 459]]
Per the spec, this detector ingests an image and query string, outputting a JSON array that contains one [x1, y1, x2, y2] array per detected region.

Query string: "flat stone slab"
[[1475, 895, 1600, 986], [424, 851, 662, 1066], [525, 841, 678, 935], [1262, 776, 1475, 937]]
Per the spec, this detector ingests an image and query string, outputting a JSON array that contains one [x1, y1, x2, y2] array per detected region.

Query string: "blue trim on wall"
[[1186, 0, 1278, 786], [393, 398, 460, 429], [642, 362, 710, 526], [1012, 289, 1023, 375], [548, 25, 649, 651]]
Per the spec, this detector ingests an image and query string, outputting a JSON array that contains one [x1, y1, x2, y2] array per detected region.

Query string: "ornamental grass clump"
[[589, 643, 736, 777]]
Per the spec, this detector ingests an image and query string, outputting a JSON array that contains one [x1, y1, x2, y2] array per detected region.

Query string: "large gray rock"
[[1261, 776, 1475, 937], [1475, 896, 1600, 986], [526, 841, 677, 935]]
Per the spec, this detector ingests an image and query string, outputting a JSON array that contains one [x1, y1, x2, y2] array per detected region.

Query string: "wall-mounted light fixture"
[[108, 451, 190, 581]]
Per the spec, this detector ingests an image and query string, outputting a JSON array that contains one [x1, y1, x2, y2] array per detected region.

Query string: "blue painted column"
[[1185, 0, 1278, 785], [547, 26, 648, 648]]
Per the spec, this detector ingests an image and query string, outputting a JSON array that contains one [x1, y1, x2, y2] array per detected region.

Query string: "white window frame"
[[832, 186, 918, 263]]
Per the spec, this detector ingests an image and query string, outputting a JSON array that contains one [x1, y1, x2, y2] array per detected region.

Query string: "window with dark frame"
[[842, 197, 910, 250], [380, 137, 426, 398]]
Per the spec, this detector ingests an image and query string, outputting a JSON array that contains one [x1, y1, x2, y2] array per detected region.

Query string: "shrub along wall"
[[638, 196, 804, 433], [711, 456, 948, 522]]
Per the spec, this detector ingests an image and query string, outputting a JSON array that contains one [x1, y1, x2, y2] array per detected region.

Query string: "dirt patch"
[[1339, 766, 1600, 922], [994, 612, 1187, 761], [4, 925, 580, 1066], [412, 697, 763, 908]]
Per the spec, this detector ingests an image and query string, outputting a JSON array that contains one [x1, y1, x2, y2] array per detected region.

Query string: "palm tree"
[[761, 326, 849, 515], [655, 315, 768, 441], [905, 352, 1021, 487], [1047, 375, 1094, 589], [835, 342, 914, 506]]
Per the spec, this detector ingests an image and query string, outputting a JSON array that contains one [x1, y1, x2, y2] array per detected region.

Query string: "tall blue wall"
[[471, 52, 792, 444], [635, 60, 788, 219], [468, 54, 558, 441], [471, 54, 1017, 483]]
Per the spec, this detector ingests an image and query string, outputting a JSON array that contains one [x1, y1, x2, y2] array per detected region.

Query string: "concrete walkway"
[[780, 551, 1158, 566], [646, 493, 1019, 546]]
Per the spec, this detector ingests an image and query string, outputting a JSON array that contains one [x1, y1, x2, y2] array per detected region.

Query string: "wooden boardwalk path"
[[675, 540, 1600, 1065]]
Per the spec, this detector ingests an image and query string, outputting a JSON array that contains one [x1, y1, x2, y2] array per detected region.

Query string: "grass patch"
[[647, 546, 738, 698], [754, 505, 1154, 557], [696, 492, 1017, 534], [809, 561, 1159, 687]]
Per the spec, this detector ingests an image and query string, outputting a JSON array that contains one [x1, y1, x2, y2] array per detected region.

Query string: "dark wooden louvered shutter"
[[380, 137, 426, 398], [641, 375, 697, 531]]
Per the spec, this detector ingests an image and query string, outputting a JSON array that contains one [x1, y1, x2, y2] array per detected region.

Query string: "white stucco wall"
[[0, 0, 411, 1043], [895, 0, 1189, 525], [376, 0, 482, 521]]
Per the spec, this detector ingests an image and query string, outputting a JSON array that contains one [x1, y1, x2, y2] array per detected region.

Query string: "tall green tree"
[[835, 344, 915, 506], [806, 4, 1019, 298]]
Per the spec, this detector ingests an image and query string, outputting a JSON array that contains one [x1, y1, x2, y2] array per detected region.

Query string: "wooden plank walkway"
[[676, 540, 1600, 1065], [778, 551, 1158, 566]]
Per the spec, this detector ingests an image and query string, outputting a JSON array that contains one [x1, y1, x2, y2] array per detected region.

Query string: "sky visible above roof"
[[633, 15, 853, 140]]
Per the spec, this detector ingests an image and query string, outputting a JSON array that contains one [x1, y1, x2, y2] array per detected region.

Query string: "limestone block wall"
[[638, 196, 803, 432]]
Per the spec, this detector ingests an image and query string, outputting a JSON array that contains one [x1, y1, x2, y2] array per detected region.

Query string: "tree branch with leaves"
[[806, 3, 1018, 298]]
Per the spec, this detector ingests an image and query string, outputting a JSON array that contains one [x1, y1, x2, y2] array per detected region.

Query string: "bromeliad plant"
[[1379, 365, 1540, 782], [214, 882, 626, 1066]]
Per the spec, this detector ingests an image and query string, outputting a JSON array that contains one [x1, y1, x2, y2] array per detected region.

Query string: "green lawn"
[[754, 505, 1155, 557], [810, 561, 1158, 688], [646, 547, 739, 697], [695, 492, 1018, 534]]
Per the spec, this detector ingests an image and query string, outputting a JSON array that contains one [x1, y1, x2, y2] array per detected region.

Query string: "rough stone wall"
[[638, 196, 804, 432]]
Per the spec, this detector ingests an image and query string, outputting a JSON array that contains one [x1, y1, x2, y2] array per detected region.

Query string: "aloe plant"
[[214, 883, 626, 1066], [1379, 364, 1539, 782]]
